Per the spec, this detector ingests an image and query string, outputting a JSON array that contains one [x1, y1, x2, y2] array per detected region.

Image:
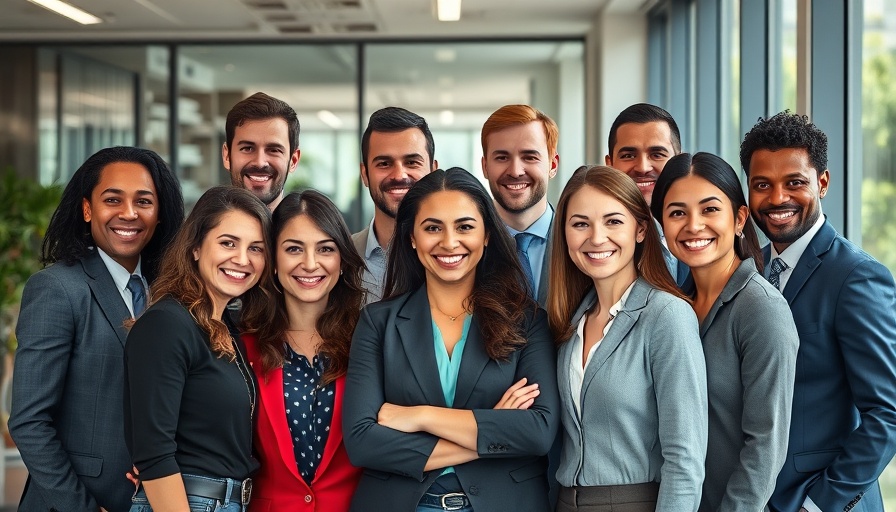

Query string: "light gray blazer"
[[9, 249, 134, 511], [556, 278, 708, 511], [698, 258, 798, 512]]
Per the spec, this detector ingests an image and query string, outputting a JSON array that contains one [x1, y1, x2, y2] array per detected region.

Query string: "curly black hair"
[[740, 110, 828, 175]]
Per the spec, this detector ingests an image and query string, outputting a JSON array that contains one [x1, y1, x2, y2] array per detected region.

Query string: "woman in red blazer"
[[243, 190, 364, 511]]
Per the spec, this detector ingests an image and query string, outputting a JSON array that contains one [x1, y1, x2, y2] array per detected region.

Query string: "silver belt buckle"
[[440, 492, 466, 511], [240, 478, 253, 504]]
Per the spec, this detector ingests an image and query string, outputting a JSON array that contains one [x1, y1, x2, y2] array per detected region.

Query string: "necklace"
[[231, 338, 256, 452], [285, 330, 319, 356], [431, 302, 467, 322]]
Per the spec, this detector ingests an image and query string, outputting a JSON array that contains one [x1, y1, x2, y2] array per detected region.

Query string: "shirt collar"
[[505, 204, 554, 240], [96, 248, 143, 292], [770, 213, 826, 269], [608, 280, 637, 319], [364, 218, 384, 259]]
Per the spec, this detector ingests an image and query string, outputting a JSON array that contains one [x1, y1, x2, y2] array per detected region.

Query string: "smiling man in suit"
[[9, 147, 183, 512], [742, 112, 896, 512]]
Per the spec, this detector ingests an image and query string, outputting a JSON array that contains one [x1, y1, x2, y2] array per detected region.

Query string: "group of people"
[[8, 92, 896, 512]]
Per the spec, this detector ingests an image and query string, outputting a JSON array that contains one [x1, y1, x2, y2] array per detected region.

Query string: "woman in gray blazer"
[[651, 152, 799, 512], [546, 165, 708, 512], [343, 168, 560, 512]]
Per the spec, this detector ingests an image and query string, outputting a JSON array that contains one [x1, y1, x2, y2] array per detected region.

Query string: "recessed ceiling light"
[[317, 110, 343, 129], [434, 0, 461, 22], [440, 110, 455, 126], [27, 0, 103, 25]]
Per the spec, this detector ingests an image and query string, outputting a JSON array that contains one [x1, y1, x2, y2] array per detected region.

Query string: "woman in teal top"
[[343, 168, 560, 512]]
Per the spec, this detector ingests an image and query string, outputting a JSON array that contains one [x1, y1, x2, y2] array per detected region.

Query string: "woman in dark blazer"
[[547, 165, 707, 512], [243, 190, 364, 511], [651, 153, 799, 512], [9, 147, 183, 512], [343, 168, 560, 512], [125, 186, 276, 512]]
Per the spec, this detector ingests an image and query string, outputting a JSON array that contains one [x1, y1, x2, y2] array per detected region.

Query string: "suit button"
[[469, 485, 479, 495], [304, 494, 312, 503]]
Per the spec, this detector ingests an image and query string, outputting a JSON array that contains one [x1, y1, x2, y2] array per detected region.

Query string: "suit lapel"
[[260, 366, 303, 481], [580, 280, 647, 399], [782, 221, 835, 304], [453, 318, 491, 408], [82, 250, 130, 346], [558, 289, 596, 431], [315, 375, 345, 482], [396, 286, 446, 407]]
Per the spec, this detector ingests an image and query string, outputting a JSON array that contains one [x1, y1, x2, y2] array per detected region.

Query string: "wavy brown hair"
[[547, 165, 687, 342], [384, 168, 535, 360], [254, 190, 365, 385], [149, 186, 276, 359]]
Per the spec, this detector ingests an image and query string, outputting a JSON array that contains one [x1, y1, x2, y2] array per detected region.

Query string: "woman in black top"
[[125, 186, 276, 512]]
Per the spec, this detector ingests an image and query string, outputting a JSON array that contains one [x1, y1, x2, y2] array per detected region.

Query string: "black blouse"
[[282, 346, 335, 485], [124, 298, 259, 481]]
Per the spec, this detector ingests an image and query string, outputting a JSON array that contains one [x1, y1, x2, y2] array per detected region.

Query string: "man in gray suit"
[[480, 104, 560, 307], [606, 103, 689, 286], [9, 147, 183, 511], [352, 107, 437, 305]]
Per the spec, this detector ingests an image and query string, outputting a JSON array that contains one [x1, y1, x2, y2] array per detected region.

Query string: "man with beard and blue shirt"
[[352, 107, 437, 305]]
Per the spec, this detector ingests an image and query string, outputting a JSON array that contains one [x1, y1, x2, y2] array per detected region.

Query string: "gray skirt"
[[557, 482, 660, 512]]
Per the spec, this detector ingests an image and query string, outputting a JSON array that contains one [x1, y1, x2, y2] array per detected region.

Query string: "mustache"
[[241, 165, 275, 177], [497, 176, 532, 186], [379, 177, 416, 192], [760, 204, 801, 215]]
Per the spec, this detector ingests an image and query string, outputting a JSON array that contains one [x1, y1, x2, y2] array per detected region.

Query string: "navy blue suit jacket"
[[9, 249, 134, 511], [767, 221, 896, 512]]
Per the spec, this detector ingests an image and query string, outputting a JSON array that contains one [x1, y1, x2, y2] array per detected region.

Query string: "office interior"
[[0, 0, 895, 507]]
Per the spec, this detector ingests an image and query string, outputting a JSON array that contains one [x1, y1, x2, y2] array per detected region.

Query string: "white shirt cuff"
[[802, 495, 823, 512]]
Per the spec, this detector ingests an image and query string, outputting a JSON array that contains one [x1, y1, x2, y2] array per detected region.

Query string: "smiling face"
[[747, 147, 828, 253], [276, 214, 341, 308], [481, 121, 558, 217], [605, 121, 676, 206], [361, 128, 435, 219], [411, 190, 488, 289], [223, 117, 300, 209], [564, 185, 645, 286], [662, 174, 748, 272], [82, 161, 160, 273], [193, 210, 266, 318]]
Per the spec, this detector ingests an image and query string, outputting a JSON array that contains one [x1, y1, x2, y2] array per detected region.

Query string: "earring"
[[412, 243, 416, 249], [737, 231, 744, 239], [340, 269, 343, 275]]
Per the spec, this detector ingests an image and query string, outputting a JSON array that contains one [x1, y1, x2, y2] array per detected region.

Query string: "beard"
[[490, 177, 547, 214], [371, 177, 417, 218], [232, 164, 287, 207], [754, 202, 821, 245]]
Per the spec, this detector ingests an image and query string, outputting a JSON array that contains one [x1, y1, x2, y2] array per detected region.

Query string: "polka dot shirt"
[[283, 345, 335, 485]]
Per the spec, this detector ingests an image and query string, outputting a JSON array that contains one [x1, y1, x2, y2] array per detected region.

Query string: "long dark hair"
[[651, 152, 763, 272], [548, 165, 686, 341], [384, 168, 534, 360], [150, 186, 276, 359], [41, 146, 184, 283], [255, 190, 365, 385]]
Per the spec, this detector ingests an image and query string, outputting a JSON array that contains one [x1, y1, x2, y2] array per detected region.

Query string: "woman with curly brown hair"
[[243, 190, 365, 511], [343, 167, 560, 512], [125, 186, 276, 512]]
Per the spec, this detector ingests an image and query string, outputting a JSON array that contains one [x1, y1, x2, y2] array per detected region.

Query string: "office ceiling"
[[0, 0, 644, 41]]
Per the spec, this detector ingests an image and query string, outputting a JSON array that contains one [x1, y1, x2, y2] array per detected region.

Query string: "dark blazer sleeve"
[[472, 308, 559, 457], [342, 306, 439, 481], [8, 269, 99, 511], [808, 258, 896, 508]]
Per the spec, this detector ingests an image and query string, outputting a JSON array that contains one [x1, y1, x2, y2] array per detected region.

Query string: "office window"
[[773, 0, 798, 113]]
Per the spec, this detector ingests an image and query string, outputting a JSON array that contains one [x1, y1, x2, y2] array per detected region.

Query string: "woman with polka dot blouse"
[[242, 190, 365, 511]]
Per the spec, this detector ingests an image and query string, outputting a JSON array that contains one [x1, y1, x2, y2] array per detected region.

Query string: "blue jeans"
[[129, 475, 247, 512]]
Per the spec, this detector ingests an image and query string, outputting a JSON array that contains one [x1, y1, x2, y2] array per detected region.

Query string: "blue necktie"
[[515, 232, 536, 296], [768, 258, 788, 291], [127, 275, 146, 317]]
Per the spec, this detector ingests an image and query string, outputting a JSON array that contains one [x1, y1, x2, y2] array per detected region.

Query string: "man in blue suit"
[[742, 112, 896, 512], [9, 147, 183, 511]]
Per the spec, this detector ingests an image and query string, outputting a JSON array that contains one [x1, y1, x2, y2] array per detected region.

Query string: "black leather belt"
[[419, 491, 470, 511], [181, 475, 253, 505]]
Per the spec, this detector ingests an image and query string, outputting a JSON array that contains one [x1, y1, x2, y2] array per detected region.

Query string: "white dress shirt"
[[96, 248, 145, 318]]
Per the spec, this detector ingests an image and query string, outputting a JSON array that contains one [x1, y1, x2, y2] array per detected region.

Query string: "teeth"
[[768, 211, 795, 220], [247, 175, 271, 182], [387, 188, 409, 194], [112, 229, 138, 236], [586, 251, 613, 260], [295, 276, 323, 284], [505, 183, 528, 190], [222, 269, 248, 279], [683, 239, 712, 248], [437, 255, 463, 264], [636, 181, 654, 189]]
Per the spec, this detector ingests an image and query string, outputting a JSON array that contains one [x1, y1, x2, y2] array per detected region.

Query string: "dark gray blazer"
[[556, 279, 707, 511], [9, 249, 134, 512], [343, 285, 560, 511]]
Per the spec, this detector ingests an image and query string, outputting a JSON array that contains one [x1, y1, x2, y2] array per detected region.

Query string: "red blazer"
[[243, 334, 361, 512]]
